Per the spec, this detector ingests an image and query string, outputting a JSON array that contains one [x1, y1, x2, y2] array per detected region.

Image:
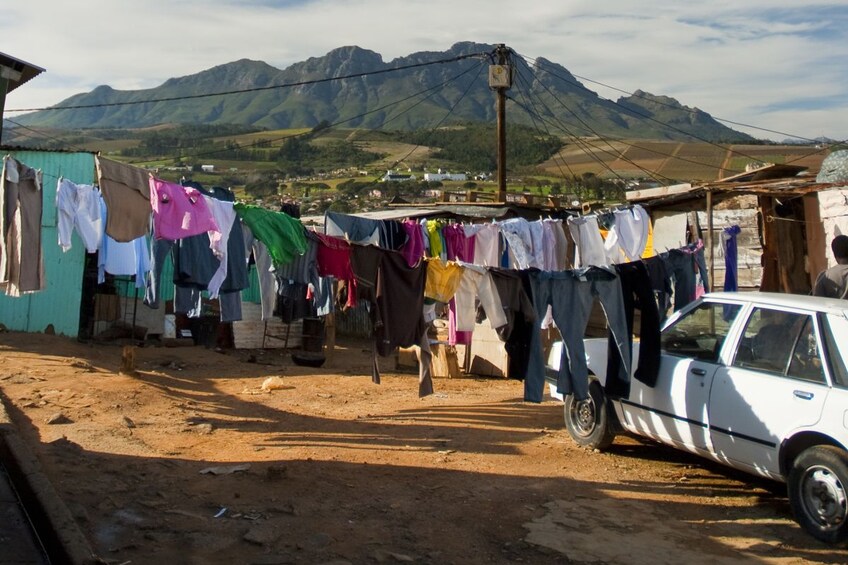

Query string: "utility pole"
[[489, 45, 512, 203]]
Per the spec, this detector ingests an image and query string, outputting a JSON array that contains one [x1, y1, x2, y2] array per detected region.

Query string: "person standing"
[[813, 235, 848, 299]]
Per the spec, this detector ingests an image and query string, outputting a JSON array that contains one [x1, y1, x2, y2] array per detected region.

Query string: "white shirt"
[[568, 215, 611, 268], [204, 197, 236, 298], [56, 178, 102, 253]]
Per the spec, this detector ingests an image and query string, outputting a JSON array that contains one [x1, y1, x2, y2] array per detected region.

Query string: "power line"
[[558, 62, 825, 144], [4, 52, 490, 114], [129, 59, 488, 168], [386, 61, 487, 176], [1, 117, 86, 152], [509, 65, 577, 181], [517, 53, 798, 166], [512, 57, 673, 184]]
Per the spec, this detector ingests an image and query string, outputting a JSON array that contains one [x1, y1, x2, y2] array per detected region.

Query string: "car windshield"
[[661, 301, 741, 362]]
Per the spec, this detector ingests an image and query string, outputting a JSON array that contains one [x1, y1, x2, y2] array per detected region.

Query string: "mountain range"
[[14, 42, 752, 142]]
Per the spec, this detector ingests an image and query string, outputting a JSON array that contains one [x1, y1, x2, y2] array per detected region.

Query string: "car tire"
[[563, 380, 616, 450], [787, 445, 848, 544]]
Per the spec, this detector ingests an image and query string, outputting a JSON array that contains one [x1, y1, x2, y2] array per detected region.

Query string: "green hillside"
[[13, 42, 753, 143]]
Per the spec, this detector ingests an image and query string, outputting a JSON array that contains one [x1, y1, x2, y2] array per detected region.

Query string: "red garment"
[[314, 232, 356, 308]]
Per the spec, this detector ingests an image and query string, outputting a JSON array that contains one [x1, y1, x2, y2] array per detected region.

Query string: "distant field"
[[6, 124, 835, 185], [541, 140, 830, 182]]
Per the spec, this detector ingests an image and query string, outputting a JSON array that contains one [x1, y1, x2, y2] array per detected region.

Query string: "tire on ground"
[[563, 380, 616, 450], [787, 445, 848, 544]]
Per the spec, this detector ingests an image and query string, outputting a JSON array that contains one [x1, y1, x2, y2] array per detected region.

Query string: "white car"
[[547, 291, 848, 544]]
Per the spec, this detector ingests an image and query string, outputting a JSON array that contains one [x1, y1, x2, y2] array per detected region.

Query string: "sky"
[[3, 0, 847, 142]]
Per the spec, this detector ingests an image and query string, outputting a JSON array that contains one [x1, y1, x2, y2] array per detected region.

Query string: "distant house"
[[424, 169, 467, 182], [201, 164, 215, 173], [381, 170, 416, 182]]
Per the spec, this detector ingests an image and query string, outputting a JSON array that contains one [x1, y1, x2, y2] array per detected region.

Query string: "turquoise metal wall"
[[0, 151, 94, 336], [146, 250, 262, 304]]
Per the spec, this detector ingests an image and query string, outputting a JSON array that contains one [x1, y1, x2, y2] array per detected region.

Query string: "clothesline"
[[2, 152, 712, 404]]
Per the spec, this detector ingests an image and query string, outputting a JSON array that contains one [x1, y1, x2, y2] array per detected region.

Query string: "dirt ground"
[[0, 331, 846, 565]]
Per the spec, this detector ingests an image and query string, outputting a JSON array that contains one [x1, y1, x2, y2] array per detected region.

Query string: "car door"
[[708, 307, 830, 477], [622, 300, 742, 453]]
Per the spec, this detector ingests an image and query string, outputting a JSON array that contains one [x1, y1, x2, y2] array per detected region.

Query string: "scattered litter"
[[260, 376, 293, 392], [199, 463, 251, 475], [213, 507, 227, 518], [192, 422, 214, 435], [45, 412, 72, 425]]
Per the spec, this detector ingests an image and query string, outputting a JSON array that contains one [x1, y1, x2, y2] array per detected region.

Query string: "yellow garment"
[[642, 217, 656, 258], [424, 258, 464, 303], [426, 220, 444, 258]]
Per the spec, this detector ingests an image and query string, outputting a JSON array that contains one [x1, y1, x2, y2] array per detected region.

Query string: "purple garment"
[[443, 223, 475, 262], [400, 220, 425, 267], [443, 224, 477, 346]]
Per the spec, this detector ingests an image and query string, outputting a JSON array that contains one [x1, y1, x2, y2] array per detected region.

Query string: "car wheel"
[[788, 445, 848, 544], [563, 380, 616, 450]]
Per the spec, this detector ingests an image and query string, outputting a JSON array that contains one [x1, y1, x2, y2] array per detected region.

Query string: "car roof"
[[704, 291, 848, 315]]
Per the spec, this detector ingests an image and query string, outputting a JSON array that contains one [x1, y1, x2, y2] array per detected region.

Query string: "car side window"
[[786, 317, 826, 384], [821, 314, 848, 389], [661, 302, 741, 362], [733, 308, 822, 382]]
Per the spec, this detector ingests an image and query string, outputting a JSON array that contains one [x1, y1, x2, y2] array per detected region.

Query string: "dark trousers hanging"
[[526, 268, 631, 402], [605, 261, 661, 398]]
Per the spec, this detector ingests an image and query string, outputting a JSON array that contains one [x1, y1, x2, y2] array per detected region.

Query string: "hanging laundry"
[[464, 223, 501, 267], [235, 203, 307, 267], [314, 232, 356, 309], [425, 219, 446, 259], [525, 267, 630, 403], [351, 245, 428, 389], [567, 215, 611, 268], [489, 268, 537, 384], [378, 220, 408, 250], [604, 261, 662, 398], [443, 222, 475, 345], [498, 218, 535, 269], [452, 262, 507, 331], [325, 210, 380, 245], [424, 258, 464, 303], [149, 177, 219, 241], [541, 218, 568, 270], [723, 225, 742, 320], [399, 219, 425, 267], [97, 195, 149, 288], [723, 225, 741, 293], [95, 155, 152, 242], [1, 156, 45, 296], [202, 196, 237, 298], [662, 241, 709, 311], [56, 178, 102, 253], [241, 225, 277, 321], [604, 206, 650, 263]]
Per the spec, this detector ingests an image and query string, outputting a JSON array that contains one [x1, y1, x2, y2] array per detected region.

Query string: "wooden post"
[[706, 189, 716, 292], [323, 312, 336, 363], [120, 345, 136, 375], [496, 85, 506, 203]]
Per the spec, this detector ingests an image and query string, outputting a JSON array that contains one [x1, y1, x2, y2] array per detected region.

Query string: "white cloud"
[[4, 0, 847, 140]]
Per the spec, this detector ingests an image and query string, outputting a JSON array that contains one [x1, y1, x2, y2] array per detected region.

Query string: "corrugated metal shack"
[[626, 163, 848, 294], [0, 149, 94, 336]]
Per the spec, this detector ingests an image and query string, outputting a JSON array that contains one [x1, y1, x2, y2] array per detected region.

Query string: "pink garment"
[[149, 177, 219, 240], [444, 223, 476, 346], [400, 220, 425, 267]]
